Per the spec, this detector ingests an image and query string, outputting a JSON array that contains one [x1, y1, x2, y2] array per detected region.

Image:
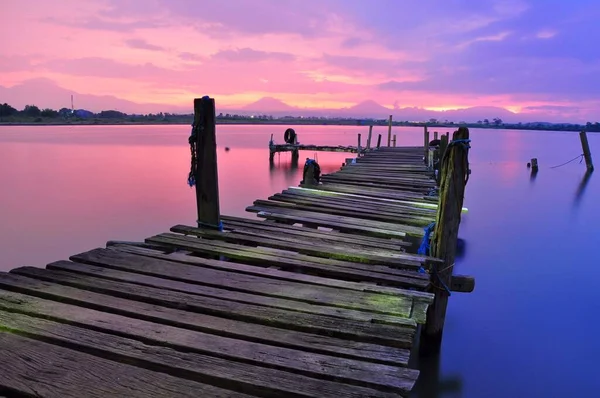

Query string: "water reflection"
[[573, 170, 593, 208], [269, 153, 299, 185], [411, 350, 463, 398], [530, 168, 538, 183]]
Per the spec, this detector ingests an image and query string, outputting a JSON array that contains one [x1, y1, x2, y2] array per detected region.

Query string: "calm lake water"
[[1, 124, 599, 397]]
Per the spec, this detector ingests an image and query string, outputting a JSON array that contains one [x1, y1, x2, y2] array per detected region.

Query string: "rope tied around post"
[[187, 124, 199, 187], [440, 137, 471, 187], [427, 187, 439, 197], [417, 221, 436, 256], [187, 96, 210, 187], [432, 267, 452, 296]]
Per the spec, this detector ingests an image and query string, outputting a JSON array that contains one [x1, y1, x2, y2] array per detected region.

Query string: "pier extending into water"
[[0, 97, 474, 397]]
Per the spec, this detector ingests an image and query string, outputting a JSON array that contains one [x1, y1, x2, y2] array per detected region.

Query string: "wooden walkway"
[[0, 146, 460, 397]]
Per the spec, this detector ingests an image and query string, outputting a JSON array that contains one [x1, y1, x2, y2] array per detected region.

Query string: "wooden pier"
[[268, 128, 383, 160], [0, 98, 473, 397]]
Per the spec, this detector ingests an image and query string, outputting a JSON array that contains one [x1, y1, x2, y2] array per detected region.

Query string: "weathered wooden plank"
[[146, 234, 431, 288], [323, 173, 436, 186], [220, 218, 411, 252], [249, 210, 425, 239], [170, 226, 436, 267], [0, 272, 410, 366], [68, 248, 426, 320], [0, 286, 418, 391], [112, 245, 431, 297], [250, 209, 399, 237], [0, 311, 402, 398], [320, 177, 431, 193], [248, 205, 425, 237], [293, 185, 437, 207], [7, 268, 417, 346], [220, 215, 411, 248], [274, 191, 437, 216], [55, 259, 417, 327], [0, 332, 250, 398], [253, 199, 435, 227]]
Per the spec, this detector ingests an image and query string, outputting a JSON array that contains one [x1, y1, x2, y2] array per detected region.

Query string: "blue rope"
[[417, 222, 436, 255], [197, 220, 224, 231], [433, 268, 452, 296]]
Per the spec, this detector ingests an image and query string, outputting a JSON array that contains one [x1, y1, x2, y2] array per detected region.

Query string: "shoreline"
[[0, 119, 595, 133]]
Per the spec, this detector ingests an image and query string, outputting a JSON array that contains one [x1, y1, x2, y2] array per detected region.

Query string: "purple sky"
[[1, 0, 599, 122]]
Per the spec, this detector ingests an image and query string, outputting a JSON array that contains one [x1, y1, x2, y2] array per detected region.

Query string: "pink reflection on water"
[[0, 125, 362, 270]]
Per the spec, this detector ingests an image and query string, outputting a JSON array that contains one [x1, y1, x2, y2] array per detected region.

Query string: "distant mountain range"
[[0, 79, 582, 124], [240, 97, 532, 124]]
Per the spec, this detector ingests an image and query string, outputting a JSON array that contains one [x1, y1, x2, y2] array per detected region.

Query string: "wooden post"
[[358, 133, 362, 155], [424, 126, 430, 162], [434, 131, 439, 140], [421, 127, 470, 354], [367, 125, 373, 149], [193, 97, 220, 229], [530, 158, 539, 172], [377, 134, 382, 149], [436, 134, 449, 184], [580, 131, 594, 171], [393, 135, 397, 147], [387, 115, 393, 147]]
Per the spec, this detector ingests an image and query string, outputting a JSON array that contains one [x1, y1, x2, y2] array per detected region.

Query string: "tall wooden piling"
[[387, 115, 393, 147], [192, 97, 220, 229], [434, 131, 438, 140], [421, 127, 470, 353], [367, 126, 373, 149], [377, 134, 382, 149], [424, 126, 430, 161], [436, 134, 449, 184], [580, 131, 594, 171], [358, 133, 362, 154]]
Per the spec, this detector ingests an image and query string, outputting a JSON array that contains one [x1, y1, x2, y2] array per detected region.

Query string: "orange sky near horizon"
[[1, 0, 599, 122]]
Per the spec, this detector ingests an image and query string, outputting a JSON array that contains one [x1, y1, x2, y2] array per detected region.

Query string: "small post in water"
[[367, 125, 373, 149], [421, 127, 470, 354], [377, 134, 382, 149], [530, 158, 539, 172], [434, 131, 439, 140], [387, 115, 393, 147], [580, 131, 594, 171], [358, 133, 362, 155], [192, 97, 221, 229], [393, 135, 397, 147]]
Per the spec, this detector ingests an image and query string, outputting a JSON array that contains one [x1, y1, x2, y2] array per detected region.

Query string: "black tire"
[[284, 128, 297, 144]]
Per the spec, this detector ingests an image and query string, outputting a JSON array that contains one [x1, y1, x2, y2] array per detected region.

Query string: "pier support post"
[[580, 131, 594, 171], [358, 133, 362, 155], [377, 134, 382, 149], [367, 126, 373, 149], [393, 135, 397, 147], [387, 115, 393, 147], [434, 131, 438, 140], [421, 127, 470, 354], [436, 134, 449, 184], [192, 97, 221, 229], [424, 126, 430, 162]]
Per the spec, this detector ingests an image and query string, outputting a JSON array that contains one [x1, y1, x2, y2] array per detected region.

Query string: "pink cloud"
[[1, 0, 599, 122]]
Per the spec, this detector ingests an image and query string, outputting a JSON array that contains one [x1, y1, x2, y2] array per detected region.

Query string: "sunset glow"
[[2, 0, 600, 122]]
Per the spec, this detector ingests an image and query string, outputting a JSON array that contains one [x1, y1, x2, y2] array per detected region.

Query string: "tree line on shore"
[[1, 102, 599, 132]]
